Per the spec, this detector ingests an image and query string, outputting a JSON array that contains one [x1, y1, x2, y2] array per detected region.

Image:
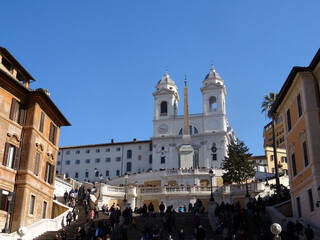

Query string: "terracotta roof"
[[0, 47, 35, 82]]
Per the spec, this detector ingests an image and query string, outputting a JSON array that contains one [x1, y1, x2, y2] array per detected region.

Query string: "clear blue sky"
[[1, 1, 319, 156]]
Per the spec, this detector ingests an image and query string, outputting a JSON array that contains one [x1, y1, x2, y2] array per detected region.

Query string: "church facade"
[[57, 67, 235, 182]]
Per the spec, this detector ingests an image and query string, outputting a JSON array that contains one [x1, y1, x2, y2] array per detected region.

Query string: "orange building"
[[270, 48, 320, 227], [0, 47, 70, 232]]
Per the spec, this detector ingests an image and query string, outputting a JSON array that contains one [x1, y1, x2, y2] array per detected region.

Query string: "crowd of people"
[[213, 196, 315, 240]]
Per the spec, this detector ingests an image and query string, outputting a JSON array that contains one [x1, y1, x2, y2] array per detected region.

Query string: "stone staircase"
[[128, 212, 223, 240]]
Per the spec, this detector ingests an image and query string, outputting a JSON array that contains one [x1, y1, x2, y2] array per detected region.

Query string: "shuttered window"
[[2, 143, 20, 170], [44, 162, 55, 185], [39, 112, 45, 133], [34, 153, 40, 176], [49, 123, 57, 145], [9, 98, 26, 125]]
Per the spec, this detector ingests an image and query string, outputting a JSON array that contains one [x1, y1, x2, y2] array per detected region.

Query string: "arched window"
[[209, 96, 217, 111], [95, 170, 99, 177], [75, 172, 79, 178], [126, 162, 132, 172], [106, 170, 109, 177], [160, 101, 168, 115], [179, 126, 199, 135], [211, 143, 217, 161], [127, 150, 132, 159]]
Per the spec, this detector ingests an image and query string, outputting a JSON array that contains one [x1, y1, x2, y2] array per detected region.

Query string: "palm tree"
[[261, 92, 281, 195]]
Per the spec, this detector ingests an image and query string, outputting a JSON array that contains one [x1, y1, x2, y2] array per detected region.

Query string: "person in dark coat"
[[159, 202, 165, 217], [196, 225, 206, 240]]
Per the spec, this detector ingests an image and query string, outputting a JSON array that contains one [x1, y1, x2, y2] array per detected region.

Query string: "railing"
[[139, 187, 162, 194], [166, 168, 214, 175]]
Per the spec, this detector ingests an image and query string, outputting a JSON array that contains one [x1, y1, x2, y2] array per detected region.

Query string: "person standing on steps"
[[64, 190, 68, 203], [66, 211, 72, 226], [159, 202, 165, 217]]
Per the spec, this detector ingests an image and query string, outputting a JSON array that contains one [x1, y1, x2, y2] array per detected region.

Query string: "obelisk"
[[179, 75, 194, 168]]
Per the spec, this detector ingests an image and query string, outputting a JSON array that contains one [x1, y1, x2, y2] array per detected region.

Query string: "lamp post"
[[98, 174, 103, 200], [264, 164, 269, 186], [245, 172, 250, 198], [94, 168, 98, 188], [124, 174, 128, 201], [2, 191, 13, 233], [209, 169, 214, 201]]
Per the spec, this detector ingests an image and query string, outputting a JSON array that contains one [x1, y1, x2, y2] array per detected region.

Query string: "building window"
[[106, 148, 110, 152], [209, 96, 217, 112], [85, 171, 89, 178], [86, 150, 90, 154], [42, 201, 47, 219], [75, 160, 80, 164], [297, 197, 301, 218], [9, 98, 25, 125], [65, 160, 70, 165], [161, 157, 166, 164], [58, 152, 61, 156], [34, 152, 40, 176], [95, 158, 100, 163], [149, 143, 152, 151], [39, 112, 45, 133], [49, 123, 57, 145], [95, 171, 99, 177], [308, 189, 314, 212], [160, 101, 168, 115], [116, 157, 121, 162], [105, 158, 111, 162], [76, 150, 80, 154], [2, 143, 18, 169], [75, 172, 79, 178], [270, 155, 274, 161], [66, 151, 70, 155], [297, 94, 302, 118], [45, 162, 55, 184], [303, 141, 309, 167], [96, 149, 100, 153], [57, 161, 61, 166], [116, 170, 120, 176], [126, 162, 132, 172], [291, 153, 297, 176], [0, 191, 9, 211], [85, 159, 90, 164], [149, 155, 152, 163], [287, 109, 292, 131], [283, 169, 289, 175], [29, 195, 36, 215], [281, 157, 287, 163], [106, 170, 109, 177], [127, 150, 132, 159], [2, 56, 12, 72], [116, 148, 120, 152], [138, 155, 142, 160]]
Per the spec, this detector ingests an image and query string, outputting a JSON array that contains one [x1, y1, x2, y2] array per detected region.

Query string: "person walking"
[[305, 224, 314, 240], [66, 211, 72, 226], [159, 202, 165, 217]]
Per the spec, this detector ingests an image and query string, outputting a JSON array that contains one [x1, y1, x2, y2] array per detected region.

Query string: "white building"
[[57, 67, 236, 182]]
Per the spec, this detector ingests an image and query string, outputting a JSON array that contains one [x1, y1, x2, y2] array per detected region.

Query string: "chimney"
[[111, 139, 114, 143], [133, 138, 137, 142]]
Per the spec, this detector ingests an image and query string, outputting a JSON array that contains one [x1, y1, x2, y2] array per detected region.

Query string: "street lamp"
[[94, 168, 98, 188], [2, 191, 13, 233], [124, 174, 128, 201], [264, 164, 269, 186], [245, 172, 250, 198], [209, 169, 214, 201], [98, 174, 103, 200]]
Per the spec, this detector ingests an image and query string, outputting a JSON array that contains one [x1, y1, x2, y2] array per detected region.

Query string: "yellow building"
[[263, 118, 285, 149], [270, 48, 320, 227], [0, 47, 70, 232], [264, 147, 288, 176]]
